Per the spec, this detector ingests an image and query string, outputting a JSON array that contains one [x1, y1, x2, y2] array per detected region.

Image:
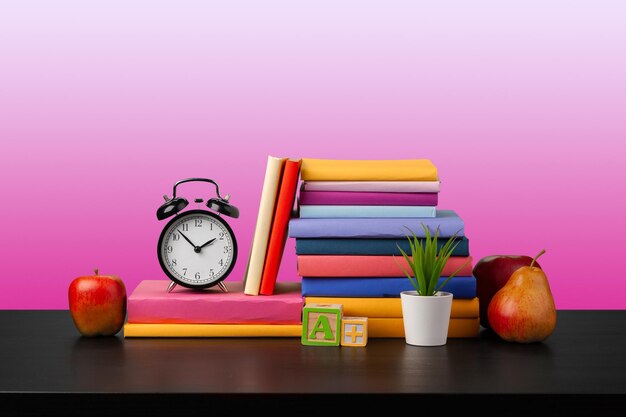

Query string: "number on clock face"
[[160, 213, 235, 286]]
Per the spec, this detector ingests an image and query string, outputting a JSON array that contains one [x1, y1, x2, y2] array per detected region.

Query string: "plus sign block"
[[302, 304, 342, 346], [341, 317, 368, 347]]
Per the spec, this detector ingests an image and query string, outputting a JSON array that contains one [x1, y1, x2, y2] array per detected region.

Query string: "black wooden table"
[[1, 311, 625, 416]]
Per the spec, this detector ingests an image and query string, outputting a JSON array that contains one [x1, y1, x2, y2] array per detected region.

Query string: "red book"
[[260, 159, 301, 295]]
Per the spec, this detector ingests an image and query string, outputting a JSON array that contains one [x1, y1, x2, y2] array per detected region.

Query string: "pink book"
[[303, 181, 441, 193], [128, 281, 303, 324], [297, 255, 472, 277]]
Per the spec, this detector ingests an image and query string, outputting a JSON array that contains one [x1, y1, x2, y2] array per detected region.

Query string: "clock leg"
[[166, 281, 177, 293], [218, 281, 228, 293]]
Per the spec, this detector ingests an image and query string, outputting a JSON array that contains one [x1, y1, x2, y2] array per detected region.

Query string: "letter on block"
[[301, 304, 342, 346], [341, 317, 368, 347]]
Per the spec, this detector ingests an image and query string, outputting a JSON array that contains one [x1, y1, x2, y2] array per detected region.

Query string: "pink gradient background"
[[1, 1, 625, 309]]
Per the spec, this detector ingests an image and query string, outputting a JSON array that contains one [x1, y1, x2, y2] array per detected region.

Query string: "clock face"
[[157, 210, 237, 288]]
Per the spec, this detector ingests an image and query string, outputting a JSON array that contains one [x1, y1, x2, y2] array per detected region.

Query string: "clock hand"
[[199, 238, 217, 249], [177, 230, 197, 248]]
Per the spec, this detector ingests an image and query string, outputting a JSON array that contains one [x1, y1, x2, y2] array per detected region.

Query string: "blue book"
[[301, 276, 476, 299], [295, 237, 470, 256], [299, 205, 436, 218], [289, 210, 464, 238]]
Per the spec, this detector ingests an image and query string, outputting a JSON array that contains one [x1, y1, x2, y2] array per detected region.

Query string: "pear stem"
[[530, 249, 546, 268], [94, 268, 99, 276]]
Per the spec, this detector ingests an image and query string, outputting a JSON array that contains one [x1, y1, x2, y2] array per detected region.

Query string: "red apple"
[[69, 269, 127, 337], [473, 255, 540, 328], [488, 250, 556, 343]]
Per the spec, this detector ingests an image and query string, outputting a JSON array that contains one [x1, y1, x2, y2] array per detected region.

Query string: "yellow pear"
[[487, 250, 556, 343]]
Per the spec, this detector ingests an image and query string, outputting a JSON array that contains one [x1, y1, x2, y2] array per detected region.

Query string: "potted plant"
[[397, 225, 469, 346]]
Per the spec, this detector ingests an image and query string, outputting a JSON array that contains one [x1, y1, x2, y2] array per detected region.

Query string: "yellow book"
[[369, 318, 480, 338], [301, 159, 438, 181], [305, 297, 479, 319], [124, 323, 301, 338], [124, 319, 479, 338]]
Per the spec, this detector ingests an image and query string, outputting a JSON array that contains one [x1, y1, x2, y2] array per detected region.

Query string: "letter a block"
[[341, 317, 368, 347], [301, 304, 342, 346]]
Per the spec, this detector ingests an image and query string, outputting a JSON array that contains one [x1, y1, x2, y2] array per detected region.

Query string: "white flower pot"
[[400, 291, 453, 346]]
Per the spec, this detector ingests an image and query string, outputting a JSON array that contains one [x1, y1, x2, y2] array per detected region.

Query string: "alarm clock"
[[156, 178, 239, 293]]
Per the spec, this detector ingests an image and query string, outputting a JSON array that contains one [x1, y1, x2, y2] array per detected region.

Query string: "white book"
[[244, 156, 287, 295]]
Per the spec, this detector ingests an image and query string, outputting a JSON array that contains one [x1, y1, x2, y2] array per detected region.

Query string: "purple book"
[[299, 190, 438, 206], [288, 210, 465, 238]]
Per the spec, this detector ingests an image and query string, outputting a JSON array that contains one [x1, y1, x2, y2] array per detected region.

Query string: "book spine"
[[299, 191, 439, 206], [303, 181, 441, 193], [304, 297, 479, 318], [368, 318, 479, 338], [297, 255, 472, 277], [124, 319, 478, 338], [127, 298, 304, 325], [124, 323, 303, 338], [288, 210, 464, 238], [299, 205, 437, 218], [295, 238, 470, 256], [301, 159, 438, 181], [301, 276, 477, 299]]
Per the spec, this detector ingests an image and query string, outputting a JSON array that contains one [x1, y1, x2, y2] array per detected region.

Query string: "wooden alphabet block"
[[301, 304, 342, 346], [341, 317, 368, 347]]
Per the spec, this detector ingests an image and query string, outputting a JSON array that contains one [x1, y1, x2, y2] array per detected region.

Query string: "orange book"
[[368, 318, 480, 338], [260, 159, 302, 295], [304, 296, 479, 319]]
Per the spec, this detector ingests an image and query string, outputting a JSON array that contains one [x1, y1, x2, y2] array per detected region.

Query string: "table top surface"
[[1, 310, 625, 395]]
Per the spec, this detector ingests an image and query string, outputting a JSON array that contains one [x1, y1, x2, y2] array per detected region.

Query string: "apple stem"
[[94, 268, 99, 276], [530, 249, 546, 268]]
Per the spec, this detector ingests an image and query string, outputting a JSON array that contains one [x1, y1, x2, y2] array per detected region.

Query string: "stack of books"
[[124, 281, 303, 337], [288, 159, 480, 338]]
